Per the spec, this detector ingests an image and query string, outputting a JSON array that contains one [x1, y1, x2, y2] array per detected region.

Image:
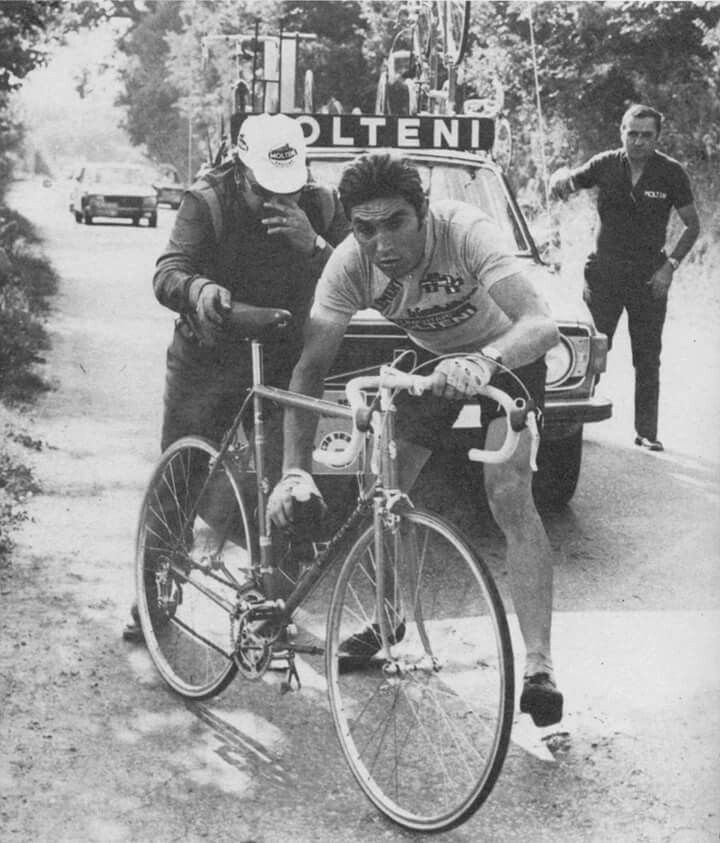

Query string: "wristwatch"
[[667, 256, 680, 271], [312, 234, 327, 257], [480, 345, 503, 367]]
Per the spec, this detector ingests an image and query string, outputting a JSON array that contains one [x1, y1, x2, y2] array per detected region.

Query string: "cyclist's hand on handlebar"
[[267, 469, 327, 531], [193, 282, 232, 346], [433, 355, 495, 400]]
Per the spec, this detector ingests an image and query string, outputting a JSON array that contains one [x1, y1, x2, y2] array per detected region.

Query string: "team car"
[[153, 163, 185, 209], [69, 162, 158, 227], [235, 112, 612, 507]]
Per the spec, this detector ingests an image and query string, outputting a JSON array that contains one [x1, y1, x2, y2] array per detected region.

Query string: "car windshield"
[[308, 157, 531, 254], [86, 166, 151, 185]]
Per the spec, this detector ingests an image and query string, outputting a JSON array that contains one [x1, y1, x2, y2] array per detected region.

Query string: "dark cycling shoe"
[[520, 673, 563, 727], [634, 435, 664, 452], [340, 620, 406, 659], [122, 601, 144, 644]]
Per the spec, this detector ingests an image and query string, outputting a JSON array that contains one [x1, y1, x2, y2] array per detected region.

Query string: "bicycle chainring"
[[232, 586, 273, 679]]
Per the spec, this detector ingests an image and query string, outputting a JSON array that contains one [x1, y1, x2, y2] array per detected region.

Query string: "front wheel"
[[326, 506, 513, 832], [135, 436, 257, 699]]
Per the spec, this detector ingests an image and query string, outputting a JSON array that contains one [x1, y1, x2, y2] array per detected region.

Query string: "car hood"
[[520, 260, 594, 326], [349, 259, 595, 330]]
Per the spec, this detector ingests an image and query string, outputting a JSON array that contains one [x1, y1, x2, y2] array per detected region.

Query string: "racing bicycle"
[[134, 310, 536, 833]]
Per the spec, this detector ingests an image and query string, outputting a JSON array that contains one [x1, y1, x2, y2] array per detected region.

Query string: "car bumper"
[[86, 198, 156, 218], [545, 394, 613, 425]]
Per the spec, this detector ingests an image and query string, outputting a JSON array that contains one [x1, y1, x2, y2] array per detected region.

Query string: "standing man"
[[268, 152, 564, 728], [123, 113, 348, 642], [550, 104, 700, 451]]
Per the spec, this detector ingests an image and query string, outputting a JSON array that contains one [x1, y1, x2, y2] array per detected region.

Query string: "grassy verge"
[[0, 181, 58, 562]]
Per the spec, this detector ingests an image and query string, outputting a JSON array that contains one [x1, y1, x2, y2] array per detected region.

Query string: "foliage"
[[115, 1, 186, 174], [0, 207, 57, 400]]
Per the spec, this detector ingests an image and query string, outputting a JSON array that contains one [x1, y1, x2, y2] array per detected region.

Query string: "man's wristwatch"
[[311, 234, 327, 257], [667, 256, 680, 271], [480, 345, 503, 368]]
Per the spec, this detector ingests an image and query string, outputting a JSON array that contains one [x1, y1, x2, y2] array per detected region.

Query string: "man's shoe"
[[340, 620, 406, 659], [520, 673, 563, 727], [634, 435, 664, 452], [122, 601, 144, 644]]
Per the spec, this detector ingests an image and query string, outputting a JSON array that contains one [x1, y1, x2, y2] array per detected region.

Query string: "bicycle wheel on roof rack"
[[413, 2, 435, 58], [440, 0, 470, 67]]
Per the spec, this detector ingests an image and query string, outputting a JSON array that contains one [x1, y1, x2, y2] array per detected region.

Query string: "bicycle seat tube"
[[250, 340, 273, 569]]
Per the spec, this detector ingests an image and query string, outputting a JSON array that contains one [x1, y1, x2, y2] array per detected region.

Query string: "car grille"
[[104, 196, 143, 208]]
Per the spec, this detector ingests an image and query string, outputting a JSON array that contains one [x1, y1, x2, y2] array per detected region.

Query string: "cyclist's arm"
[[282, 315, 348, 473], [483, 273, 560, 369]]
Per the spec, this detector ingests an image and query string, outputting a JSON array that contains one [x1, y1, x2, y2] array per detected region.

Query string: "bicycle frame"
[[196, 340, 406, 634]]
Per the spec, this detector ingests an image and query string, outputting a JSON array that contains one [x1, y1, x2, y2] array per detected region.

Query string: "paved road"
[[1, 179, 719, 842]]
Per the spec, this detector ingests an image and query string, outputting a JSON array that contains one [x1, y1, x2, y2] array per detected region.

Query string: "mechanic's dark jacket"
[[153, 162, 349, 367]]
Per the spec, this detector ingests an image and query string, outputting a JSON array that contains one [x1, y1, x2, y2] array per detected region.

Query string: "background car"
[[153, 163, 185, 209], [69, 162, 158, 227]]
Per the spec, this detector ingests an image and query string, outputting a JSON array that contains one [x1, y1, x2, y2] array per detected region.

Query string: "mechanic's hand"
[[647, 262, 673, 300], [267, 469, 327, 531], [193, 282, 232, 346], [261, 196, 317, 255], [433, 355, 496, 400]]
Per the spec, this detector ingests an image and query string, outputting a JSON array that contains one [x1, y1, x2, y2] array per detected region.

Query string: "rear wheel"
[[148, 213, 158, 228], [135, 436, 257, 699], [326, 506, 513, 832], [440, 0, 470, 67]]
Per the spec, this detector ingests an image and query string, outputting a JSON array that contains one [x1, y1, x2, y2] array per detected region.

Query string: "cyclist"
[[268, 151, 564, 727], [123, 113, 348, 642]]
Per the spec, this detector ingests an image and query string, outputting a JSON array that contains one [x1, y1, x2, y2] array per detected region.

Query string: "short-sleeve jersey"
[[310, 200, 523, 355], [571, 149, 693, 263]]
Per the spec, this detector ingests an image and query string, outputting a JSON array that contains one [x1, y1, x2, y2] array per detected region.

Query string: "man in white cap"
[[123, 113, 348, 642]]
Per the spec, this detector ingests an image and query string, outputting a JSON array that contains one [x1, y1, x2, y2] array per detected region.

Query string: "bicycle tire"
[[135, 436, 256, 700], [326, 506, 514, 832], [441, 0, 470, 67]]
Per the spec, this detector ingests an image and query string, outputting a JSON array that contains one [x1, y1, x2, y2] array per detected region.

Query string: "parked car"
[[69, 162, 158, 227], [153, 163, 185, 209], [235, 112, 612, 507]]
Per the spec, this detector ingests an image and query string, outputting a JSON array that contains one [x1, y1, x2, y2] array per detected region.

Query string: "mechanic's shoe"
[[520, 673, 564, 727], [634, 435, 664, 452], [340, 620, 406, 659], [122, 601, 144, 644]]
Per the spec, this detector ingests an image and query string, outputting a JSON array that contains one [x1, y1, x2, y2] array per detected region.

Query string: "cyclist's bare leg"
[[482, 418, 554, 679]]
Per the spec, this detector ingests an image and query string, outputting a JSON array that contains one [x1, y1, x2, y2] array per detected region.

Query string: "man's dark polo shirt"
[[571, 149, 694, 266]]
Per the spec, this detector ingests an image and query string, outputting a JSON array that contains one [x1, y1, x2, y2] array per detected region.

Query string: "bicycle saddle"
[[225, 303, 293, 339]]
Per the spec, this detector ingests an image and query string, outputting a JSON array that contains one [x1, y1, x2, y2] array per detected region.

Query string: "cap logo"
[[268, 143, 297, 167]]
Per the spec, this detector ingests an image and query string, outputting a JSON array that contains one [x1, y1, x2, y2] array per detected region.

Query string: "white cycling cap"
[[236, 113, 308, 194]]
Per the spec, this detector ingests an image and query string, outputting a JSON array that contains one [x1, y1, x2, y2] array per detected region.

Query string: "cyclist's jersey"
[[310, 200, 523, 354], [570, 149, 694, 265]]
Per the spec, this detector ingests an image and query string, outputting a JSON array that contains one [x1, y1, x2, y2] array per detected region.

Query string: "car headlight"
[[545, 336, 575, 387]]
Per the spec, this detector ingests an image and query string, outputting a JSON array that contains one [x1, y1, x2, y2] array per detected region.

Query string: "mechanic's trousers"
[[584, 254, 668, 441]]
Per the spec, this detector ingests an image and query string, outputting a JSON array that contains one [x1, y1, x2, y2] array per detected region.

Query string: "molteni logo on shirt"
[[644, 190, 667, 199], [268, 143, 297, 167]]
